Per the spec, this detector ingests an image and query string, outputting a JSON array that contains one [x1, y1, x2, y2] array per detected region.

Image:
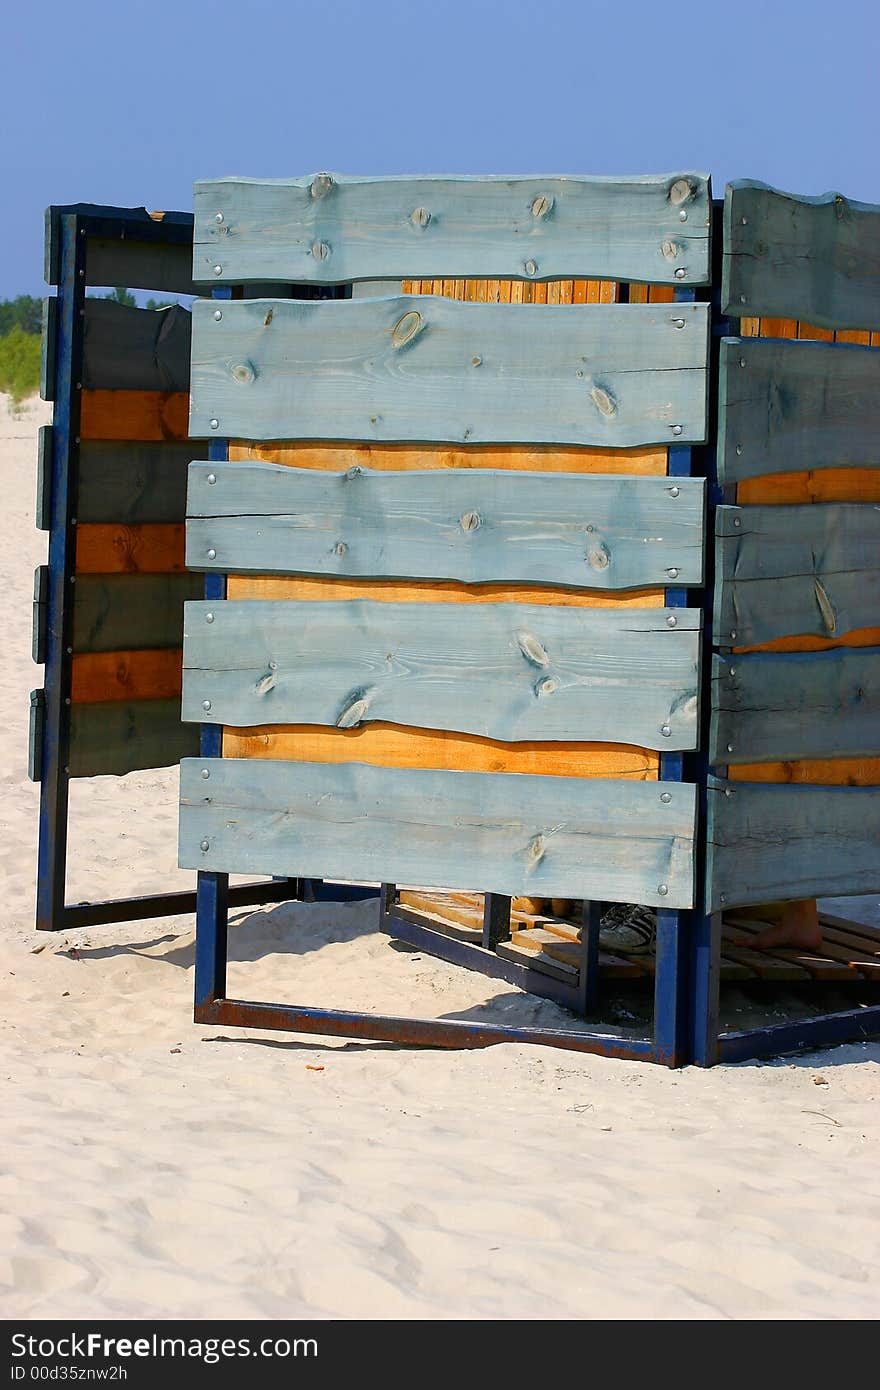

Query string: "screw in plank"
[[679, 210, 688, 221], [210, 419, 219, 430], [213, 265, 222, 276], [673, 318, 686, 329], [740, 357, 747, 368], [674, 268, 686, 279], [667, 568, 679, 579], [736, 445, 743, 455], [670, 425, 683, 436], [213, 310, 222, 321], [666, 615, 677, 628], [207, 548, 216, 560], [660, 724, 671, 737], [669, 486, 680, 498], [730, 630, 737, 640], [733, 517, 741, 527], [657, 884, 668, 897], [201, 769, 211, 780], [727, 743, 733, 754], [202, 700, 212, 712], [215, 212, 224, 224], [471, 355, 482, 367], [205, 613, 214, 624], [524, 259, 538, 277], [200, 839, 210, 852], [660, 792, 672, 803], [729, 667, 736, 677], [206, 473, 217, 485]]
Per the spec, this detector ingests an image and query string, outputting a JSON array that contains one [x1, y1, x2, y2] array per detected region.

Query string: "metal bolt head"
[[210, 419, 219, 430], [679, 210, 688, 222], [671, 425, 683, 437], [213, 309, 223, 321], [666, 615, 677, 628], [727, 743, 733, 754], [740, 295, 746, 304], [200, 839, 210, 852], [733, 517, 741, 527], [201, 768, 211, 780], [674, 267, 686, 280], [730, 630, 737, 640], [205, 613, 214, 624], [740, 357, 747, 368], [215, 212, 224, 224], [669, 485, 680, 498], [673, 318, 686, 329], [660, 724, 672, 737], [657, 884, 669, 897], [202, 700, 212, 711], [660, 791, 672, 803], [207, 548, 217, 560], [736, 445, 743, 455], [729, 667, 736, 677], [213, 264, 222, 276], [667, 567, 679, 579], [724, 788, 733, 798], [206, 473, 217, 485], [741, 216, 748, 225]]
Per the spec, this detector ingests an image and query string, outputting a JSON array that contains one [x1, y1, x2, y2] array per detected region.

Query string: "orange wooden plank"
[[75, 523, 185, 574], [71, 648, 183, 704], [734, 628, 880, 654], [730, 758, 880, 787], [737, 468, 880, 506], [227, 440, 669, 476], [80, 390, 189, 442], [221, 722, 659, 780], [755, 317, 798, 338], [226, 573, 665, 609], [798, 320, 835, 342]]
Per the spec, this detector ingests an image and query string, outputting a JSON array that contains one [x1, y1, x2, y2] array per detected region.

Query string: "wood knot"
[[391, 310, 424, 348], [310, 173, 334, 199], [660, 238, 682, 260], [459, 510, 481, 532], [530, 194, 554, 219], [263, 308, 274, 327], [345, 466, 364, 480], [254, 670, 276, 696], [587, 543, 610, 571], [525, 834, 546, 870], [516, 631, 550, 668], [337, 689, 373, 728], [668, 178, 696, 206], [813, 578, 837, 634], [535, 676, 558, 697], [230, 360, 256, 384], [410, 206, 431, 228], [311, 240, 331, 261], [590, 384, 617, 418], [333, 541, 348, 556]]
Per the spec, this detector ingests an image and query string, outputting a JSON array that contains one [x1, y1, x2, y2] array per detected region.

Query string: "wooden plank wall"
[[707, 183, 880, 906], [222, 278, 684, 786], [70, 303, 199, 775]]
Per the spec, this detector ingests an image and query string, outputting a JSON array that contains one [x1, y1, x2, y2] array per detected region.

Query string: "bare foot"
[[747, 899, 822, 951]]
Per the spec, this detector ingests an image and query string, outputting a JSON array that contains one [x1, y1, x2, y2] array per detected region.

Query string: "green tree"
[[0, 295, 42, 336], [103, 287, 137, 307]]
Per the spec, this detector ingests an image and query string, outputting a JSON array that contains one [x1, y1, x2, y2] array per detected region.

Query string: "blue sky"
[[3, 0, 878, 297]]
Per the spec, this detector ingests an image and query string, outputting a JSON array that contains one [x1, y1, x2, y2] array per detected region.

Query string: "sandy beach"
[[1, 391, 878, 1320]]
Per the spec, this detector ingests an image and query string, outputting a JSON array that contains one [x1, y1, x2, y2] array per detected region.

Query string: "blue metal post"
[[194, 284, 231, 1015], [36, 214, 86, 931]]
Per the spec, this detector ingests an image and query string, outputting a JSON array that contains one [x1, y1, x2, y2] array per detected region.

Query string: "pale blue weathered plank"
[[706, 776, 880, 911], [710, 649, 880, 764], [194, 172, 712, 286], [723, 180, 880, 331], [183, 599, 701, 750], [713, 504, 880, 647], [717, 336, 880, 485], [186, 462, 705, 589], [189, 296, 709, 446], [179, 758, 697, 908]]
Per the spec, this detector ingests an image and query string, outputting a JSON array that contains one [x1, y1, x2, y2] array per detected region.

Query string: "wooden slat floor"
[[397, 891, 880, 984]]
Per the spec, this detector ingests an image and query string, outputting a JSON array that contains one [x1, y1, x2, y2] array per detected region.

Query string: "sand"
[[1, 391, 878, 1320]]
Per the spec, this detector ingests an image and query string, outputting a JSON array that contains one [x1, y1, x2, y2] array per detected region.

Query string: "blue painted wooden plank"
[[186, 462, 705, 590], [706, 775, 880, 911], [36, 426, 53, 530], [194, 172, 712, 287], [717, 336, 880, 485], [189, 296, 710, 447], [82, 300, 191, 392], [723, 180, 880, 331], [713, 504, 880, 647], [40, 297, 57, 402], [28, 690, 45, 783], [179, 758, 697, 908], [69, 699, 199, 778], [182, 599, 701, 749], [72, 573, 203, 653], [77, 441, 195, 524], [32, 566, 49, 665], [710, 648, 880, 764]]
